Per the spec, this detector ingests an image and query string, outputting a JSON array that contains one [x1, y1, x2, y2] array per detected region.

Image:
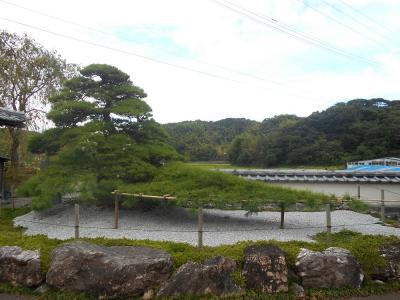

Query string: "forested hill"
[[163, 118, 257, 161], [164, 99, 400, 166], [229, 98, 400, 167]]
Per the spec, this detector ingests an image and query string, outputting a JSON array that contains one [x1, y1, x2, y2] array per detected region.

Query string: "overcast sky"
[[1, 0, 399, 124]]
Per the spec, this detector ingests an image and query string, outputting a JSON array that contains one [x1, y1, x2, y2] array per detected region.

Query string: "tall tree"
[[23, 64, 180, 208], [0, 30, 71, 192]]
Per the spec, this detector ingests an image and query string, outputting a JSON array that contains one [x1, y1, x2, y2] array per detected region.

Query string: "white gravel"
[[13, 205, 400, 246]]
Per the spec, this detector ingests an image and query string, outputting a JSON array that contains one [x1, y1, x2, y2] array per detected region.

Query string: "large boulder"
[[46, 241, 172, 299], [157, 256, 243, 297], [242, 245, 288, 293], [0, 246, 43, 287], [372, 242, 400, 281], [296, 247, 364, 288]]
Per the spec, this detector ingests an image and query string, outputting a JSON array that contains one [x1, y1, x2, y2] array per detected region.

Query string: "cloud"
[[0, 0, 399, 123]]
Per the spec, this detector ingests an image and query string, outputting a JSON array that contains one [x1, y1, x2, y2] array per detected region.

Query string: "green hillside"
[[164, 99, 400, 167], [163, 118, 257, 161]]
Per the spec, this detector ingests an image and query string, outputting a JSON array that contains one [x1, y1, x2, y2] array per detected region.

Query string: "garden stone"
[[372, 242, 400, 281], [157, 256, 242, 297], [290, 283, 305, 299], [0, 246, 43, 287], [242, 245, 288, 293], [296, 247, 364, 288], [46, 241, 172, 299]]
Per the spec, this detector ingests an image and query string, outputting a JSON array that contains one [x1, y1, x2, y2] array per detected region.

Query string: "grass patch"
[[1, 208, 400, 299], [187, 162, 344, 171], [120, 162, 332, 212]]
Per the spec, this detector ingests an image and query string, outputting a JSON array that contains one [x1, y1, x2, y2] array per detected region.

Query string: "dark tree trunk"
[[8, 127, 21, 207]]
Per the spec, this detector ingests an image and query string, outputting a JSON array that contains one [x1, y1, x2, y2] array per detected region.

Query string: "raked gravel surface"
[[13, 204, 400, 246]]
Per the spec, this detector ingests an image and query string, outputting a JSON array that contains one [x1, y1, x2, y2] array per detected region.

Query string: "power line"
[[0, 16, 241, 84], [336, 0, 399, 39], [0, 16, 321, 103], [0, 0, 111, 37], [0, 0, 321, 100], [212, 0, 378, 67], [319, 0, 395, 45], [297, 0, 386, 48]]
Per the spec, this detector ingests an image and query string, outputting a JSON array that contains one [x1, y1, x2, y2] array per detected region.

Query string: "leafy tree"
[[164, 118, 257, 161], [0, 30, 72, 192], [21, 64, 180, 208], [228, 99, 400, 167]]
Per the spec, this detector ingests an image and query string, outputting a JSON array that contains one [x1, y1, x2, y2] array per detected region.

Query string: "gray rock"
[[34, 284, 49, 294], [157, 256, 242, 297], [46, 241, 172, 299], [242, 245, 288, 293], [142, 289, 155, 300], [372, 242, 400, 281], [296, 247, 364, 288], [290, 282, 305, 299], [0, 246, 43, 287]]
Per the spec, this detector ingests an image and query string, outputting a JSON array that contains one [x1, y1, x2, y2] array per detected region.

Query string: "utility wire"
[[336, 0, 399, 39], [297, 0, 386, 48], [213, 0, 378, 66], [1, 0, 373, 93], [0, 1, 322, 101], [320, 0, 396, 44], [0, 0, 111, 36], [0, 16, 320, 102], [362, 185, 400, 197], [0, 16, 241, 84]]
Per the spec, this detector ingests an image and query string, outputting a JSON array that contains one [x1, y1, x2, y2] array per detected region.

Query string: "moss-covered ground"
[[1, 207, 400, 299]]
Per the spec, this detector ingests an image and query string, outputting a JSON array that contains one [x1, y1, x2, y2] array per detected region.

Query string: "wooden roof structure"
[[221, 169, 400, 183], [0, 108, 26, 127]]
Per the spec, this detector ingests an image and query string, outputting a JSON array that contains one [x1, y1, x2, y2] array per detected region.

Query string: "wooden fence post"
[[11, 184, 15, 209], [114, 191, 119, 229], [357, 185, 361, 199], [74, 203, 80, 239], [326, 203, 332, 244], [198, 207, 203, 248], [280, 203, 285, 229], [380, 190, 385, 222]]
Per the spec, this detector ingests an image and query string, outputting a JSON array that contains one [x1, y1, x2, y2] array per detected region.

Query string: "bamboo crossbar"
[[111, 190, 176, 200]]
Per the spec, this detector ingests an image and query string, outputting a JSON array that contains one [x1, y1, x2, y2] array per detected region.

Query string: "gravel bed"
[[13, 205, 400, 246]]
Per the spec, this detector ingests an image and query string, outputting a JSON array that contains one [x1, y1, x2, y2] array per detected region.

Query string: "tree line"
[[163, 118, 256, 161], [164, 99, 400, 166]]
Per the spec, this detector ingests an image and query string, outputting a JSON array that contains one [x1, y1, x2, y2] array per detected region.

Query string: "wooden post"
[[74, 203, 80, 239], [0, 162, 4, 204], [380, 190, 385, 222], [114, 191, 119, 229], [326, 203, 332, 244], [357, 185, 361, 199], [280, 203, 285, 229], [198, 207, 203, 248], [11, 184, 15, 209]]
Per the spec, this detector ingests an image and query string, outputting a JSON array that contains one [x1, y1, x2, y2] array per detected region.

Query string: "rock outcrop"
[[157, 256, 242, 297], [242, 245, 288, 293], [0, 246, 43, 287], [46, 241, 172, 299], [296, 247, 364, 288]]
